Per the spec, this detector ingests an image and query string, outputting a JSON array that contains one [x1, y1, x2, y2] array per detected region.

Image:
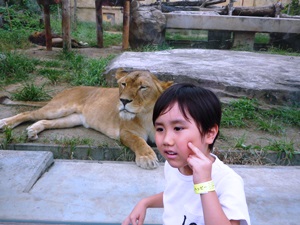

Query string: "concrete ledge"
[[164, 12, 300, 33], [0, 151, 299, 224], [5, 143, 300, 166], [0, 150, 53, 192]]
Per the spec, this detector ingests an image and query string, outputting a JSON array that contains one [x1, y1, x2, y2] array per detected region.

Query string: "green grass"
[[11, 83, 51, 101], [220, 98, 299, 160], [38, 68, 63, 85], [0, 48, 115, 89], [264, 138, 296, 161], [54, 137, 94, 146], [132, 43, 173, 52], [254, 33, 270, 44], [166, 30, 208, 41], [0, 52, 38, 86], [266, 46, 300, 56], [222, 98, 300, 132], [56, 50, 116, 86], [221, 98, 258, 128], [0, 30, 32, 51], [50, 18, 122, 48]]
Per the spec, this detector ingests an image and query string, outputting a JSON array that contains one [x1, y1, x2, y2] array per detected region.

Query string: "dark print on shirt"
[[182, 215, 197, 225]]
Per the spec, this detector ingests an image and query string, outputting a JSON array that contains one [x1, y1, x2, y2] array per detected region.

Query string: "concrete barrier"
[[164, 12, 300, 49], [0, 150, 300, 225]]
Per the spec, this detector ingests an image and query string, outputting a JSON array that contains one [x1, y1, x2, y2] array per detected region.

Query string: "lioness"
[[0, 69, 173, 169]]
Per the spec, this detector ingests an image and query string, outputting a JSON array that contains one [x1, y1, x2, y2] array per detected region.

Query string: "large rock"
[[105, 49, 300, 106], [129, 1, 166, 49]]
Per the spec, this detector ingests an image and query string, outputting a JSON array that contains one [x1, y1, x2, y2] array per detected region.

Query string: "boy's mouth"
[[165, 151, 177, 155]]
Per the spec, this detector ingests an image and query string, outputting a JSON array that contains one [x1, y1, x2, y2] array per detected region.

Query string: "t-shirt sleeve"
[[217, 174, 251, 225]]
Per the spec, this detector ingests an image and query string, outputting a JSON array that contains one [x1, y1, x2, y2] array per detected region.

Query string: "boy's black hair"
[[152, 83, 222, 151]]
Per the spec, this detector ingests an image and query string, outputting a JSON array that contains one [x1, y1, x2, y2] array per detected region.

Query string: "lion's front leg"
[[0, 112, 34, 131], [120, 131, 159, 169], [26, 113, 84, 140]]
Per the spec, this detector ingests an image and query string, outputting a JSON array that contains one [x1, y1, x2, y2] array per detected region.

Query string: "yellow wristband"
[[194, 180, 215, 194]]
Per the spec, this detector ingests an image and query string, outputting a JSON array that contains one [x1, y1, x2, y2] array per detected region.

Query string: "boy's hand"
[[122, 200, 147, 225], [187, 142, 213, 184]]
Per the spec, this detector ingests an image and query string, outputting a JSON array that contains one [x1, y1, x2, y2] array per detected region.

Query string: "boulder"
[[129, 0, 166, 49]]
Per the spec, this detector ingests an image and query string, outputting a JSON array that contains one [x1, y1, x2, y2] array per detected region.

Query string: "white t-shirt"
[[162, 154, 251, 225]]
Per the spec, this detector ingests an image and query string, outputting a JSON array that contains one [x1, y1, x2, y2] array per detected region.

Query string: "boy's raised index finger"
[[188, 142, 204, 156]]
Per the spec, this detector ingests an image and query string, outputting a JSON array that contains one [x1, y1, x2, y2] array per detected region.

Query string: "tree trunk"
[[227, 5, 276, 17], [95, 0, 103, 48], [62, 0, 71, 51], [162, 0, 226, 7]]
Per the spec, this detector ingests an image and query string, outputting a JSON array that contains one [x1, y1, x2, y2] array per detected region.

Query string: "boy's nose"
[[163, 132, 174, 146]]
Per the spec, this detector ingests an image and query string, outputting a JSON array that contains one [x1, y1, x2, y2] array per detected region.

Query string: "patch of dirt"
[[1, 46, 299, 165], [18, 45, 124, 60]]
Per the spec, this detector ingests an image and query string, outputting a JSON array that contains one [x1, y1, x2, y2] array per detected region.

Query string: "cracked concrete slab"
[[0, 150, 299, 225], [0, 150, 53, 192]]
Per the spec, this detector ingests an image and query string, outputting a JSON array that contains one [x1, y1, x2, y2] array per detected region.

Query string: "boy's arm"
[[122, 192, 164, 225], [188, 143, 242, 225], [201, 192, 240, 225]]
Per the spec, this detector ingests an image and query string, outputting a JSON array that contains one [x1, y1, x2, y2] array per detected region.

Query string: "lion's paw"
[[26, 126, 39, 140], [136, 155, 159, 169], [0, 119, 8, 131]]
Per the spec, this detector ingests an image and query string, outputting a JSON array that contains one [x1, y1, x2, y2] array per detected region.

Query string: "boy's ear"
[[206, 125, 219, 144]]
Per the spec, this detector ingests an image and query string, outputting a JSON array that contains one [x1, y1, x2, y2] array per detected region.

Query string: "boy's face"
[[154, 102, 210, 174]]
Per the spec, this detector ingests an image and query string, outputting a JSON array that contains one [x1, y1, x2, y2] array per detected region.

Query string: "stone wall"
[[70, 0, 124, 25]]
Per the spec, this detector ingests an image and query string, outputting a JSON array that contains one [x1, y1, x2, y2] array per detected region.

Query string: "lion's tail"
[[0, 96, 49, 107]]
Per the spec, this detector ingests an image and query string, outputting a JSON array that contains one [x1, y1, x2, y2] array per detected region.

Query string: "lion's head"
[[115, 69, 173, 120]]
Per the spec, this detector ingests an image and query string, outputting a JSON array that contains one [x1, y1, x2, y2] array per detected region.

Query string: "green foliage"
[[103, 32, 122, 47], [0, 4, 41, 31], [12, 83, 51, 101], [133, 43, 173, 52], [57, 50, 115, 86], [266, 46, 300, 56], [233, 134, 252, 150], [50, 19, 122, 48], [38, 68, 62, 85], [264, 138, 296, 160], [222, 98, 258, 128], [0, 52, 37, 85], [222, 98, 299, 132], [256, 118, 283, 134], [54, 137, 94, 147], [283, 0, 300, 15], [166, 30, 208, 42], [261, 106, 300, 127], [0, 29, 32, 51], [1, 127, 13, 149], [254, 33, 270, 44]]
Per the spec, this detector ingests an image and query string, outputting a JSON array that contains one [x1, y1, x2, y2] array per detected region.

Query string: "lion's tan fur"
[[0, 69, 173, 169]]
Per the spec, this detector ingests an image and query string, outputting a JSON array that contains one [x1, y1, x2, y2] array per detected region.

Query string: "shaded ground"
[[0, 46, 299, 165]]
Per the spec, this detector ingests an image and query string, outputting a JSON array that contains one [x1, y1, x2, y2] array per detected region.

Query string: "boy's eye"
[[156, 127, 163, 132], [174, 127, 183, 131]]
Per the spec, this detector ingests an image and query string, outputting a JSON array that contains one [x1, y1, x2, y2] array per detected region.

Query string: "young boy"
[[122, 83, 251, 225]]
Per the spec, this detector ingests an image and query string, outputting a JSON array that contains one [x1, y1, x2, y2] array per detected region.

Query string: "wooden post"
[[122, 0, 130, 50], [62, 0, 71, 51], [73, 0, 77, 30], [95, 0, 104, 48], [44, 0, 52, 51]]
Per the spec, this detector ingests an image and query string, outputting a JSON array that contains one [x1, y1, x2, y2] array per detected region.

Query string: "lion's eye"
[[121, 83, 126, 87], [140, 85, 147, 90]]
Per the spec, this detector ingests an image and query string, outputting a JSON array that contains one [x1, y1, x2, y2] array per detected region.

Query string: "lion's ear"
[[115, 68, 129, 80], [160, 81, 174, 91]]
